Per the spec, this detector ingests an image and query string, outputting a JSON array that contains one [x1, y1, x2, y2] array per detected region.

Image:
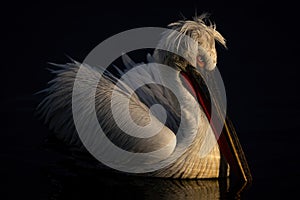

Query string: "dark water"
[[2, 96, 299, 200], [40, 161, 235, 199]]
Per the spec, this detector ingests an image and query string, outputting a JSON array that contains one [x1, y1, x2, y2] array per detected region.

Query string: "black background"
[[2, 1, 299, 199]]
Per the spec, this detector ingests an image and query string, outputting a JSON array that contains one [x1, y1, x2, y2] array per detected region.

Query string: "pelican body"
[[37, 13, 251, 181]]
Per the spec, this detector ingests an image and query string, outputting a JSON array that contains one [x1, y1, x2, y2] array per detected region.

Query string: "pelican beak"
[[183, 66, 252, 184]]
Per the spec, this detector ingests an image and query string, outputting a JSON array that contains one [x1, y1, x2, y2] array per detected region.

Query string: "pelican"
[[36, 13, 252, 181]]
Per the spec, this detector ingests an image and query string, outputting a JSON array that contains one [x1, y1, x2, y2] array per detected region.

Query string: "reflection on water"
[[42, 158, 250, 200]]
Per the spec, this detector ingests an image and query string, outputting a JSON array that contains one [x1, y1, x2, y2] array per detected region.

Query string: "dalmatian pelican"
[[36, 13, 252, 181]]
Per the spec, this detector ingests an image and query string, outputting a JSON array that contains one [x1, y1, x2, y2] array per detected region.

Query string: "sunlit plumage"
[[37, 13, 231, 179]]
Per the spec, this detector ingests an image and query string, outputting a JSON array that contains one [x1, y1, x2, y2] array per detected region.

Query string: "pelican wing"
[[36, 57, 178, 160]]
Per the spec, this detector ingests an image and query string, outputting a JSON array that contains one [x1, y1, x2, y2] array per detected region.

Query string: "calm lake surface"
[[2, 97, 298, 199]]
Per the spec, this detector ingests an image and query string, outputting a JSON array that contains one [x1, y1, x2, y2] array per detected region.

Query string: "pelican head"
[[153, 13, 227, 71]]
